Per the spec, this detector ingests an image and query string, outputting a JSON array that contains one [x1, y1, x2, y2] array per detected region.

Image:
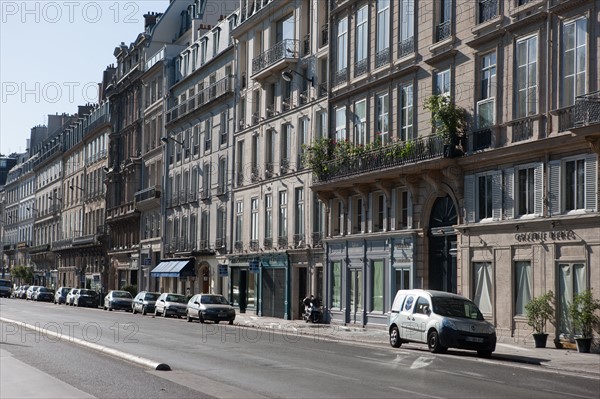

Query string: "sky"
[[0, 0, 170, 155]]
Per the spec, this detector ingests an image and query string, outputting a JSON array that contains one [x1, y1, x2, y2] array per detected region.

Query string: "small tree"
[[121, 284, 138, 298], [525, 291, 554, 334], [424, 95, 467, 144], [569, 290, 600, 338]]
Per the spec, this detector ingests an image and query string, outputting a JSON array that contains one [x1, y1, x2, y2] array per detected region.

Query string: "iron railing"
[[313, 135, 448, 183], [311, 232, 323, 248], [557, 106, 574, 132], [471, 127, 492, 151], [375, 48, 390, 68], [252, 39, 299, 76], [437, 20, 451, 42], [512, 117, 533, 142], [574, 91, 600, 127], [398, 36, 415, 58], [479, 0, 498, 23], [321, 24, 328, 47], [134, 185, 161, 203], [354, 58, 368, 77], [303, 34, 310, 56], [333, 68, 347, 86]]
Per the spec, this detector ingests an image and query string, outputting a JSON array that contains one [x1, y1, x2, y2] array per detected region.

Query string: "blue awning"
[[150, 260, 195, 278]]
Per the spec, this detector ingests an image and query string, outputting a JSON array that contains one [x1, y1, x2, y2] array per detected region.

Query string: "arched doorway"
[[196, 263, 210, 294], [428, 195, 458, 293]]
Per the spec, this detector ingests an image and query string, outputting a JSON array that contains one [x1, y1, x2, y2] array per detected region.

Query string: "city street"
[[1, 298, 598, 398]]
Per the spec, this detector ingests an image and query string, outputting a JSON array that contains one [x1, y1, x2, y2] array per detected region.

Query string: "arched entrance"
[[195, 262, 210, 294], [428, 195, 458, 293]]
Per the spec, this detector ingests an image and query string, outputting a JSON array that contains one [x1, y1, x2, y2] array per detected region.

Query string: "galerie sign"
[[514, 230, 576, 242]]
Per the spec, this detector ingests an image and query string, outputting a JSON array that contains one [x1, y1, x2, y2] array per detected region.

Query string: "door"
[[399, 294, 418, 341], [262, 268, 285, 318], [428, 195, 458, 293], [298, 266, 307, 319], [412, 296, 431, 343], [348, 269, 363, 324]]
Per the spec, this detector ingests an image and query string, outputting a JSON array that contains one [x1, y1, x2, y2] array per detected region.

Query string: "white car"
[[387, 289, 496, 357], [154, 293, 188, 318], [103, 290, 133, 311]]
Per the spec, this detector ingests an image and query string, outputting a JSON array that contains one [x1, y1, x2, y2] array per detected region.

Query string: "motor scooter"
[[303, 298, 322, 323]]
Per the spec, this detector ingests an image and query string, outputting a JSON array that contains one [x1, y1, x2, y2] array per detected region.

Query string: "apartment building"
[[315, 0, 599, 343], [230, 0, 329, 319]]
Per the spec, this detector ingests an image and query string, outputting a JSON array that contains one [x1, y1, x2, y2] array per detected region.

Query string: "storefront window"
[[394, 268, 410, 292], [371, 260, 384, 312], [514, 261, 532, 315], [558, 263, 585, 336], [332, 261, 341, 308], [473, 262, 492, 314]]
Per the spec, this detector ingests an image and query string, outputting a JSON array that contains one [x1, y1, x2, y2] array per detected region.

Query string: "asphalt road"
[[1, 298, 598, 398]]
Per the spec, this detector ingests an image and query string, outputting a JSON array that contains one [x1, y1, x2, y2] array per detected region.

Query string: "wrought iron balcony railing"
[[354, 58, 368, 77], [471, 127, 492, 151], [311, 232, 323, 248], [252, 39, 299, 76], [479, 0, 498, 24], [574, 91, 600, 127], [320, 24, 328, 47], [333, 68, 347, 86], [375, 48, 390, 68], [511, 117, 533, 142], [313, 135, 449, 183], [437, 20, 451, 42], [398, 36, 415, 58], [134, 185, 161, 203], [557, 106, 574, 133]]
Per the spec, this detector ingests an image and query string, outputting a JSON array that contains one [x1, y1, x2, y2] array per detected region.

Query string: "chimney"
[[144, 12, 158, 30]]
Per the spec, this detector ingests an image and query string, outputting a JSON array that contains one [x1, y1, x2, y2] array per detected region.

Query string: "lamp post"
[[281, 70, 315, 87]]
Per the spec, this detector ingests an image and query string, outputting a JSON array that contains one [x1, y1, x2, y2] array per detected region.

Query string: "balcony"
[[354, 58, 368, 77], [311, 232, 323, 248], [303, 34, 310, 56], [398, 36, 415, 58], [134, 185, 161, 211], [333, 68, 347, 87], [265, 162, 274, 179], [250, 240, 259, 251], [166, 76, 233, 124], [105, 202, 136, 220], [215, 238, 226, 250], [320, 24, 328, 47], [293, 234, 306, 248], [574, 91, 600, 128], [471, 127, 492, 151], [312, 135, 449, 183], [234, 241, 244, 252], [436, 20, 451, 42], [375, 48, 390, 68], [511, 117, 534, 142], [556, 106, 574, 133], [277, 236, 288, 248], [252, 39, 299, 80], [263, 238, 273, 249]]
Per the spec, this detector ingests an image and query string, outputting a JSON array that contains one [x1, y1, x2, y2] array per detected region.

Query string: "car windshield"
[[432, 297, 484, 320], [113, 291, 132, 298], [145, 293, 159, 300], [200, 295, 229, 305], [0, 280, 11, 287], [166, 294, 186, 303], [38, 287, 50, 292], [61, 288, 71, 294]]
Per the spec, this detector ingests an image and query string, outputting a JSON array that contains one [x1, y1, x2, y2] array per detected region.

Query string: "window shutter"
[[492, 171, 502, 221], [585, 154, 598, 211], [548, 160, 561, 216], [534, 163, 544, 216], [504, 168, 514, 219], [464, 175, 475, 223], [407, 191, 413, 229]]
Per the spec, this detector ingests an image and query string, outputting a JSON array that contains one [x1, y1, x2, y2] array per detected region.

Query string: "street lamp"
[[161, 136, 184, 146], [281, 70, 315, 87], [48, 194, 62, 202], [69, 185, 84, 191]]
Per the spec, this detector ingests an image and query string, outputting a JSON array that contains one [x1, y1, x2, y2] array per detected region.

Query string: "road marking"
[[497, 343, 532, 352], [410, 355, 435, 369], [388, 386, 444, 398], [0, 317, 170, 371]]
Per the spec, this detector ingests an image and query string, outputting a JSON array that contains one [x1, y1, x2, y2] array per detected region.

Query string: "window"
[[479, 0, 498, 24], [355, 5, 368, 73], [216, 207, 226, 246], [376, 0, 390, 57], [213, 29, 220, 56], [376, 93, 389, 143], [478, 51, 496, 127], [235, 201, 243, 246], [516, 164, 542, 216], [477, 174, 493, 220], [337, 17, 348, 72], [332, 261, 342, 308], [335, 106, 347, 140], [193, 125, 199, 155], [202, 162, 211, 196], [558, 263, 585, 336], [514, 261, 532, 316], [371, 260, 384, 312], [562, 17, 587, 107], [354, 99, 367, 145], [295, 187, 305, 240], [281, 124, 291, 172], [394, 268, 411, 291], [399, 0, 415, 55], [400, 83, 413, 141], [251, 198, 259, 243], [220, 109, 228, 146], [316, 111, 327, 138], [352, 197, 363, 234], [396, 190, 410, 229], [437, 0, 452, 42], [473, 262, 492, 314], [298, 118, 308, 167], [204, 118, 212, 152], [191, 45, 197, 71], [218, 157, 227, 194], [516, 35, 538, 118], [265, 194, 273, 240], [278, 190, 288, 242], [548, 155, 597, 215], [435, 69, 451, 96], [200, 39, 208, 65]]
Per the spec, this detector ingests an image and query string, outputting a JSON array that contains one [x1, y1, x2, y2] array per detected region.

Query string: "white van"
[[387, 289, 496, 357]]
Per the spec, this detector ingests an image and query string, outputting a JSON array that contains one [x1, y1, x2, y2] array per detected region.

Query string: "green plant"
[[302, 137, 335, 179], [121, 284, 138, 298], [525, 291, 554, 334], [424, 94, 467, 144], [569, 290, 600, 338]]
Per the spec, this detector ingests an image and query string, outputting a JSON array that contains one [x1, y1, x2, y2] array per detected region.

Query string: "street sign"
[[218, 264, 228, 277], [143, 258, 151, 265], [249, 260, 260, 273]]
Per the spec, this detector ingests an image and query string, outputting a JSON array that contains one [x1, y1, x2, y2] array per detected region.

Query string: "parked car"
[[34, 287, 54, 302], [26, 286, 40, 300], [132, 291, 160, 315], [74, 289, 98, 308], [387, 289, 496, 357], [103, 290, 133, 311], [54, 287, 73, 304], [16, 285, 29, 299], [154, 293, 187, 318], [186, 294, 235, 324], [0, 279, 12, 298], [66, 289, 80, 306]]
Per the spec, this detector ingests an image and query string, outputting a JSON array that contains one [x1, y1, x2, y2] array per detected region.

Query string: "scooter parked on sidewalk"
[[302, 295, 322, 323]]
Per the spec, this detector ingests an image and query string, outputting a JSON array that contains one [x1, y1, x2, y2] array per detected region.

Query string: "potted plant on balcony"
[[525, 291, 554, 348], [569, 289, 600, 353], [302, 137, 336, 180], [424, 94, 467, 158]]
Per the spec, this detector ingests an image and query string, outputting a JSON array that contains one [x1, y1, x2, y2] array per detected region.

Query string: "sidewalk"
[[232, 313, 600, 379]]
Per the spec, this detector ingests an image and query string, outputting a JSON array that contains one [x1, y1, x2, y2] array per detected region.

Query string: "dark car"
[[132, 291, 160, 315], [186, 294, 235, 324], [34, 287, 54, 302], [74, 289, 98, 308], [154, 293, 188, 318], [104, 290, 133, 311], [54, 287, 73, 304]]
